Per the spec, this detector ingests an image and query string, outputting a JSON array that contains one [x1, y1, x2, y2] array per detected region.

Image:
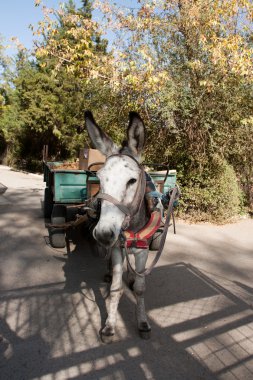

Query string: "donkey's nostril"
[[102, 229, 114, 242], [94, 229, 115, 247]]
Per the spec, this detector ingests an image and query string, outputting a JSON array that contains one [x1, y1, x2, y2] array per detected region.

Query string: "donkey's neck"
[[128, 197, 149, 233]]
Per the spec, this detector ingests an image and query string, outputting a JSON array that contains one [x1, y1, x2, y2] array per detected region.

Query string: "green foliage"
[[0, 0, 252, 221], [0, 130, 6, 161], [0, 1, 115, 170], [108, 0, 252, 220], [178, 159, 243, 223], [227, 117, 253, 211]]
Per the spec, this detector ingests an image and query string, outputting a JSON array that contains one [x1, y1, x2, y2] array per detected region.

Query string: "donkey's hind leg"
[[101, 245, 125, 343], [133, 248, 151, 339]]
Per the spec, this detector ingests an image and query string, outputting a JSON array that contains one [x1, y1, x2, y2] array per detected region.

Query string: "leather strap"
[[96, 154, 147, 230], [124, 186, 178, 277], [96, 192, 131, 216]]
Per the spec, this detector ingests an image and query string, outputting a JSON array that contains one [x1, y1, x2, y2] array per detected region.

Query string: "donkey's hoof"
[[101, 333, 114, 344], [100, 326, 115, 344], [103, 273, 112, 283], [139, 322, 151, 340]]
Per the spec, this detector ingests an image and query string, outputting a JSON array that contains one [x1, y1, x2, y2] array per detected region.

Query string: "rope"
[[45, 213, 91, 230], [124, 186, 178, 278]]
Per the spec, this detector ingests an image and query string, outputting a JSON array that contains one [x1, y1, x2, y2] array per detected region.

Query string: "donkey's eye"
[[127, 178, 137, 187]]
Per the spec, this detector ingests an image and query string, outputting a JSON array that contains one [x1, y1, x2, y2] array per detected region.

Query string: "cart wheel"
[[149, 229, 163, 251], [49, 205, 66, 249], [44, 188, 53, 218]]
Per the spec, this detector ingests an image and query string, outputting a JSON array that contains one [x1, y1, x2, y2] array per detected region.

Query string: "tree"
[[32, 0, 134, 147], [1, 0, 252, 218], [33, 0, 110, 79], [1, 1, 121, 169], [0, 38, 15, 160], [94, 0, 252, 219]]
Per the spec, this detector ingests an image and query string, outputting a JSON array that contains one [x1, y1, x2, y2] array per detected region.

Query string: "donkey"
[[85, 111, 163, 342]]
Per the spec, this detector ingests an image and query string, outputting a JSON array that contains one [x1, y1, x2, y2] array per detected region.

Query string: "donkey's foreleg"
[[133, 248, 151, 339], [101, 245, 125, 342]]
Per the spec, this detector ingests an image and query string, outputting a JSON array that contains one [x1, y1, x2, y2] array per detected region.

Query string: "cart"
[[42, 148, 178, 249], [43, 158, 102, 248]]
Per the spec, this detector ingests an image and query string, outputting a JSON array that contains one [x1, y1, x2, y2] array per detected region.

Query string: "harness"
[[96, 154, 163, 248], [96, 154, 179, 277], [123, 210, 162, 249], [47, 153, 179, 277], [96, 154, 147, 232], [122, 171, 162, 249]]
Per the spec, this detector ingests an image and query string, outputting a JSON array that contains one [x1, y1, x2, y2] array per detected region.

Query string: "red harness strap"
[[123, 210, 161, 249]]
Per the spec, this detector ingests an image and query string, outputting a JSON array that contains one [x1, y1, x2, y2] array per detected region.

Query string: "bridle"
[[46, 173, 178, 279], [96, 154, 147, 231], [94, 154, 179, 278], [46, 153, 179, 278]]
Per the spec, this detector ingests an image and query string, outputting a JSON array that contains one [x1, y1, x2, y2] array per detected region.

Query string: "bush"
[[0, 131, 7, 163], [179, 159, 243, 223]]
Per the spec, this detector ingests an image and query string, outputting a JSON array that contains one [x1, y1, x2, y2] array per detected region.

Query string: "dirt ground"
[[0, 164, 253, 380]]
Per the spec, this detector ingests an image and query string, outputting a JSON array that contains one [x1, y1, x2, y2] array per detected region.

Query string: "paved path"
[[0, 165, 253, 380]]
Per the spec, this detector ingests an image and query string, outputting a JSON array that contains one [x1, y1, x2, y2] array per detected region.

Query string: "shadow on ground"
[[1, 224, 253, 380]]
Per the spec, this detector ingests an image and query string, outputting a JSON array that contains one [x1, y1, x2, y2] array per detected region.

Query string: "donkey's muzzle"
[[94, 228, 116, 248]]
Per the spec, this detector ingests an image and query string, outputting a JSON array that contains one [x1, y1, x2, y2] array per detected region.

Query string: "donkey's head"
[[85, 111, 145, 248]]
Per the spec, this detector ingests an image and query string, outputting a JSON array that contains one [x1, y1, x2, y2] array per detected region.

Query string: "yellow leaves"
[[90, 69, 100, 79], [32, 2, 107, 78], [35, 47, 47, 60], [125, 74, 139, 86], [138, 4, 155, 18], [66, 66, 75, 74], [188, 60, 204, 70], [32, 0, 253, 103], [139, 45, 155, 63], [0, 94, 4, 108], [10, 37, 27, 53], [34, 0, 41, 7], [129, 60, 135, 68], [205, 33, 253, 79], [199, 80, 214, 93]]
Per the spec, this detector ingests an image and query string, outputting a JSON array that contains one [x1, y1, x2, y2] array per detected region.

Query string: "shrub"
[[0, 128, 7, 154], [178, 158, 243, 223]]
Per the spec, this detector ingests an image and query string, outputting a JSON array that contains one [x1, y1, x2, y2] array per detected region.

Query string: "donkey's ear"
[[85, 111, 118, 157], [127, 112, 145, 157]]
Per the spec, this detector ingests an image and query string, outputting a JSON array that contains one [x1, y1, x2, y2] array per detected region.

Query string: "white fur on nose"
[[94, 201, 125, 245]]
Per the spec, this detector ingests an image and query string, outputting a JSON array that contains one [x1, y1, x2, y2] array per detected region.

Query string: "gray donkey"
[[85, 111, 163, 342]]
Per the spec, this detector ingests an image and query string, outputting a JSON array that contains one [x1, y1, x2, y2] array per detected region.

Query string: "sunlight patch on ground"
[[149, 294, 232, 328]]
